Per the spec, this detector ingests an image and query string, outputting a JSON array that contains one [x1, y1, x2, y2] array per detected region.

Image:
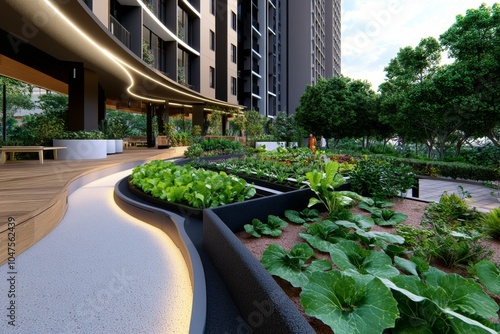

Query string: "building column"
[[146, 103, 154, 147], [67, 63, 100, 131], [192, 105, 204, 134]]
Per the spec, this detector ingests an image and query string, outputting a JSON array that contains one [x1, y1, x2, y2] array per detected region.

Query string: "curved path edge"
[[114, 177, 207, 334]]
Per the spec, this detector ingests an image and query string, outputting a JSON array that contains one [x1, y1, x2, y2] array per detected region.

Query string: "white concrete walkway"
[[1, 170, 192, 333]]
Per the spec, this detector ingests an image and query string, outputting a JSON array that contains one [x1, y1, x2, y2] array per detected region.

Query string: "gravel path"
[[1, 170, 192, 333]]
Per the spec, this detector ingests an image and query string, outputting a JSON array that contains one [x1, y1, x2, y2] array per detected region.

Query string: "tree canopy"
[[295, 76, 378, 148]]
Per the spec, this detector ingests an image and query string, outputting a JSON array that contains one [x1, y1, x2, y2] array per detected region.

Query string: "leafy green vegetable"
[[306, 161, 373, 214], [394, 256, 419, 276], [358, 199, 394, 213], [371, 209, 408, 226], [284, 210, 306, 224], [329, 240, 400, 278], [130, 160, 256, 209], [260, 243, 331, 288], [284, 208, 320, 224], [386, 267, 499, 333], [474, 260, 500, 295], [300, 271, 399, 334], [244, 216, 288, 238], [299, 220, 350, 252]]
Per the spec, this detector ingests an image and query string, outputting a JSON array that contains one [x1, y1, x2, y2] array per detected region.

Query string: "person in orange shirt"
[[308, 133, 316, 154]]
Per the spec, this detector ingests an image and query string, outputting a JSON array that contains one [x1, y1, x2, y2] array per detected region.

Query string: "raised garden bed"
[[204, 192, 500, 333], [204, 189, 318, 333]]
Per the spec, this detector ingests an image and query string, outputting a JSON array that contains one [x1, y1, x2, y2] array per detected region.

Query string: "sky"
[[341, 0, 499, 91]]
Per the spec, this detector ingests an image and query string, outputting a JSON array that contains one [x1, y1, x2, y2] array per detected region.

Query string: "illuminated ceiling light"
[[44, 0, 241, 108]]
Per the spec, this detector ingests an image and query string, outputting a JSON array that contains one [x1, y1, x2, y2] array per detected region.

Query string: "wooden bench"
[[0, 146, 67, 164], [125, 136, 147, 147]]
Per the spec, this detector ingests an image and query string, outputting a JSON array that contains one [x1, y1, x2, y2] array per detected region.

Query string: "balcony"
[[110, 15, 131, 49]]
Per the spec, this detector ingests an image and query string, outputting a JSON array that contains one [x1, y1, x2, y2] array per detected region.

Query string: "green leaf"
[[300, 271, 399, 334], [329, 240, 400, 278], [386, 268, 500, 333], [424, 268, 499, 321], [284, 210, 306, 224], [299, 220, 346, 252], [394, 256, 419, 276], [244, 219, 265, 238], [267, 215, 288, 230], [474, 260, 500, 295], [372, 209, 408, 226], [260, 243, 331, 288], [307, 197, 323, 208]]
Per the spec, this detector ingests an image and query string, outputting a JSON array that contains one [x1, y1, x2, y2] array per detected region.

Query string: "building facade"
[[0, 0, 341, 135], [238, 0, 342, 117]]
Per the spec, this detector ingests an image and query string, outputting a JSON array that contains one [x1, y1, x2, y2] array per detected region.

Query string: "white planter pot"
[[255, 141, 285, 151], [115, 139, 123, 153], [255, 142, 298, 151], [106, 140, 116, 154], [53, 139, 107, 160]]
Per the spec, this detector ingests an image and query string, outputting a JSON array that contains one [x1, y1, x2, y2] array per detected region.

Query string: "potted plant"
[[101, 118, 128, 154], [53, 131, 107, 160]]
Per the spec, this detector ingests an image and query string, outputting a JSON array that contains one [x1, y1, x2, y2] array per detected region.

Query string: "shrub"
[[349, 157, 416, 200], [201, 138, 241, 151], [418, 193, 492, 269], [396, 158, 499, 181], [184, 143, 203, 158], [482, 208, 500, 240], [56, 130, 105, 139]]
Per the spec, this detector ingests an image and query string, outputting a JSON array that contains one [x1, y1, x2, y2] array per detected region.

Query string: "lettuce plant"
[[300, 271, 399, 334], [129, 160, 256, 209], [371, 209, 408, 226], [299, 220, 352, 252], [244, 216, 288, 238], [474, 260, 500, 295], [329, 240, 400, 278], [284, 208, 320, 224], [260, 243, 331, 288], [387, 267, 499, 333]]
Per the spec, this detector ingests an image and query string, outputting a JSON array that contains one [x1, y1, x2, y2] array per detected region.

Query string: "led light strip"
[[43, 0, 240, 109]]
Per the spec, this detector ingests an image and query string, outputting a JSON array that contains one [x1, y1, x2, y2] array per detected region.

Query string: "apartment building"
[[0, 0, 341, 134], [0, 0, 242, 142], [238, 0, 342, 117]]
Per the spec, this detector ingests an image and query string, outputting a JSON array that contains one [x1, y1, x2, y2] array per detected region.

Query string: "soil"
[[236, 198, 500, 333]]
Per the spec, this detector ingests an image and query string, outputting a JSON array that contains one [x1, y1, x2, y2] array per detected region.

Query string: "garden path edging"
[[114, 178, 206, 334]]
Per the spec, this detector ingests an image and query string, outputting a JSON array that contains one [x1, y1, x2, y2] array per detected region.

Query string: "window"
[[210, 0, 215, 15], [231, 77, 237, 95], [209, 67, 215, 88], [231, 44, 236, 63], [210, 30, 215, 51], [231, 11, 237, 31]]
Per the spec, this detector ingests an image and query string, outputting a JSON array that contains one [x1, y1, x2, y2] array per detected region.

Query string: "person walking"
[[320, 136, 327, 150], [308, 133, 316, 154]]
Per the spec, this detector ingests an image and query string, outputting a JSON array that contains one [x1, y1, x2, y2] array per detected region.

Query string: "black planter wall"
[[203, 189, 318, 334]]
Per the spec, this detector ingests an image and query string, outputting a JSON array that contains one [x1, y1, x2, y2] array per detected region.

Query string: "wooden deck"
[[0, 146, 187, 265]]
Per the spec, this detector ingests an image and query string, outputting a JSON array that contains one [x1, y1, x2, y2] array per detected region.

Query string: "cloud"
[[341, 0, 498, 89]]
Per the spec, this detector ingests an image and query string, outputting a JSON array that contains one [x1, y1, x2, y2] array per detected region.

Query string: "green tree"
[[244, 110, 266, 145], [206, 110, 223, 135], [271, 112, 298, 145], [295, 76, 353, 144], [0, 77, 34, 116], [37, 93, 68, 126], [379, 37, 444, 157], [296, 76, 378, 150], [0, 77, 34, 140], [440, 3, 500, 147]]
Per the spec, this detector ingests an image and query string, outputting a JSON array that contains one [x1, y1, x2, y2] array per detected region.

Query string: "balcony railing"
[[110, 15, 131, 49]]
